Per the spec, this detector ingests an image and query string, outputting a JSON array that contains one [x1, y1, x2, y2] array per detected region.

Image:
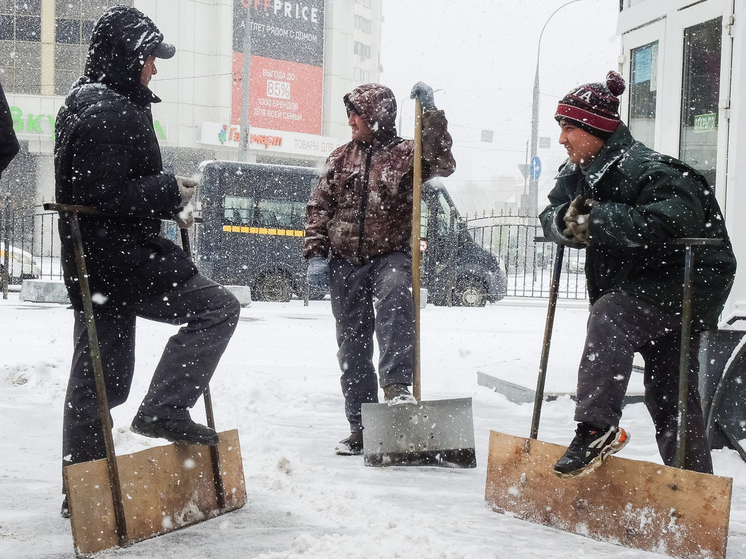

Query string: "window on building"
[[0, 0, 42, 94], [356, 0, 372, 7], [354, 41, 371, 61], [55, 1, 128, 95], [354, 67, 369, 83], [628, 41, 658, 148], [354, 15, 371, 33], [680, 17, 722, 190]]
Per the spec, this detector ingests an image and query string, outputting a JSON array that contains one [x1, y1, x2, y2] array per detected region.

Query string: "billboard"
[[232, 0, 325, 135]]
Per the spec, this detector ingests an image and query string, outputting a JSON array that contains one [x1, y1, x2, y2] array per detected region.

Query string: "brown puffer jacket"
[[303, 83, 456, 264]]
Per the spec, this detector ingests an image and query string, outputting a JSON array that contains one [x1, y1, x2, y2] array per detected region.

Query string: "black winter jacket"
[[0, 81, 19, 178], [54, 7, 196, 311], [540, 124, 736, 329]]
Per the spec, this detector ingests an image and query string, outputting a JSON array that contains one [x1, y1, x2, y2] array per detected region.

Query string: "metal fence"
[[1, 207, 589, 301], [465, 215, 588, 300]]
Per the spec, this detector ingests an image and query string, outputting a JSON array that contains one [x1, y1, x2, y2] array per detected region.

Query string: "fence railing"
[[1, 207, 588, 301], [465, 215, 588, 300]]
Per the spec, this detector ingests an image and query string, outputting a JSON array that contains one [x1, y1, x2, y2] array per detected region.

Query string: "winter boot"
[[554, 422, 629, 479], [131, 411, 219, 446], [335, 431, 364, 455], [60, 495, 69, 519], [383, 383, 417, 406]]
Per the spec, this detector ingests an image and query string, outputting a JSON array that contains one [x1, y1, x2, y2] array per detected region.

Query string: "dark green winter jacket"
[[540, 123, 736, 330]]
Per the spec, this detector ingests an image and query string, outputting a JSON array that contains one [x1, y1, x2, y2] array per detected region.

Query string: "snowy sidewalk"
[[1, 295, 745, 558]]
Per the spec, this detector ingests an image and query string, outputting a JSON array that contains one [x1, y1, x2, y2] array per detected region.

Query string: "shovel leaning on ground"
[[45, 203, 247, 557], [360, 99, 477, 469], [484, 238, 733, 559]]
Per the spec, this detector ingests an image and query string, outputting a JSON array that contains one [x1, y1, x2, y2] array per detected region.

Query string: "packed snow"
[[1, 293, 746, 558]]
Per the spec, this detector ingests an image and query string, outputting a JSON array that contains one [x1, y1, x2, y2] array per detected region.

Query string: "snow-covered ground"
[[1, 294, 745, 558]]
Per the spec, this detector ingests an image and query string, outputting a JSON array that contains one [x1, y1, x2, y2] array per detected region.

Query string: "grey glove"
[[176, 175, 198, 206], [174, 203, 194, 229], [410, 81, 435, 110], [563, 195, 596, 245], [306, 257, 330, 289]]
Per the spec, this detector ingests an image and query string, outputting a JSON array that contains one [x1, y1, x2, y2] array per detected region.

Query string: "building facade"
[[1, 0, 383, 213], [617, 0, 744, 318]]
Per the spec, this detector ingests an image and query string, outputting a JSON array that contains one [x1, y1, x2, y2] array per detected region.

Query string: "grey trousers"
[[329, 251, 415, 432], [62, 273, 240, 471], [575, 291, 712, 473]]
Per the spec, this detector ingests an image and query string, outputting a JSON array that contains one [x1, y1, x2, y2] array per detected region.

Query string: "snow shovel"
[[360, 99, 477, 469], [485, 238, 733, 558], [45, 203, 247, 557]]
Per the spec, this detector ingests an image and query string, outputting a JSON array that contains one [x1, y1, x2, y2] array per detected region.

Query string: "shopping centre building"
[[1, 0, 382, 209]]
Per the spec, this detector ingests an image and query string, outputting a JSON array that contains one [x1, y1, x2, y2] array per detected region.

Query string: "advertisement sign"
[[232, 0, 325, 135], [201, 122, 342, 158]]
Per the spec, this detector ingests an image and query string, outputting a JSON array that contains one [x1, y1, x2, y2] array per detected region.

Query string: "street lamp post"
[[528, 0, 583, 217]]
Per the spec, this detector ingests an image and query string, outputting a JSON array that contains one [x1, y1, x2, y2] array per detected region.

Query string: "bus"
[[196, 160, 507, 305]]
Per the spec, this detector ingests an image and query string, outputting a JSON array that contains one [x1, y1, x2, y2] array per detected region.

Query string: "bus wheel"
[[454, 279, 487, 307], [255, 272, 292, 302]]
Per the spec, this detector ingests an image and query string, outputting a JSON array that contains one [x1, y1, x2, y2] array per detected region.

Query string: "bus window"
[[224, 195, 306, 230]]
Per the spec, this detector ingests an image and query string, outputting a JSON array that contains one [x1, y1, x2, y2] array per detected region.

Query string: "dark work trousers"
[[575, 291, 713, 473], [62, 273, 240, 477], [329, 251, 415, 432]]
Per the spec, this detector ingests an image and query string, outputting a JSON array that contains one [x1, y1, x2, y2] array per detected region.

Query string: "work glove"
[[306, 257, 330, 289], [410, 81, 435, 110], [174, 202, 194, 229], [563, 195, 596, 245], [176, 175, 198, 207]]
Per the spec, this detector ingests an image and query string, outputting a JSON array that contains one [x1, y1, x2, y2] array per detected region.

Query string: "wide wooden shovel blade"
[[361, 398, 477, 468], [65, 429, 246, 557], [485, 430, 731, 559]]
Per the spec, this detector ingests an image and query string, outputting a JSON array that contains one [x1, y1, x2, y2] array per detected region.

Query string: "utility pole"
[[529, 0, 583, 216], [238, 5, 252, 162]]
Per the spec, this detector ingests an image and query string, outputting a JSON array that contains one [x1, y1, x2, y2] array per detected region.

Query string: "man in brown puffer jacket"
[[303, 82, 456, 455]]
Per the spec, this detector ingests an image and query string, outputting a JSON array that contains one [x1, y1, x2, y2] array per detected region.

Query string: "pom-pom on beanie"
[[555, 71, 627, 140]]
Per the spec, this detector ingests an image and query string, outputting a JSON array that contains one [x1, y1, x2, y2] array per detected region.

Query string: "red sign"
[[231, 54, 322, 135]]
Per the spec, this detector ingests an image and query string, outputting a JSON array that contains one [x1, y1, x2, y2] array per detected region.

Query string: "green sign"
[[693, 112, 717, 133], [9, 105, 167, 141]]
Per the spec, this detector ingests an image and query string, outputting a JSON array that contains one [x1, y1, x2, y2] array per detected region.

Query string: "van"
[[196, 161, 507, 306]]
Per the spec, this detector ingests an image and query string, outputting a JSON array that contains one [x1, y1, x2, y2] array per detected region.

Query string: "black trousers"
[[62, 273, 240, 473], [575, 291, 713, 474], [329, 251, 415, 432]]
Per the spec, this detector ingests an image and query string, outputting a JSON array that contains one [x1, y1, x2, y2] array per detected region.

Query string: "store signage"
[[201, 122, 343, 158], [694, 112, 717, 133], [231, 0, 325, 135]]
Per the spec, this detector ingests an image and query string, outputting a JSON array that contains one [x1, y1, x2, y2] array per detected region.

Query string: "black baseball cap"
[[153, 41, 176, 59]]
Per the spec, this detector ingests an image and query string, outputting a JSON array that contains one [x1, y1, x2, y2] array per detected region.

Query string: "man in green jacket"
[[540, 71, 736, 478]]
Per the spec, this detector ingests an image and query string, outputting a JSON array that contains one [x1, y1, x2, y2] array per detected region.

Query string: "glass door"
[[629, 41, 658, 147], [680, 17, 722, 190]]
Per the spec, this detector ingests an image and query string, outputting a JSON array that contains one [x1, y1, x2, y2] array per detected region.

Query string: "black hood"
[[81, 6, 166, 101]]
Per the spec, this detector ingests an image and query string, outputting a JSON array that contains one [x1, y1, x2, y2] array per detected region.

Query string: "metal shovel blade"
[[361, 398, 477, 468]]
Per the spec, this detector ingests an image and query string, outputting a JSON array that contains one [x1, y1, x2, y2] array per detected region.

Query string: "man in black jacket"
[[54, 7, 240, 515], [540, 72, 736, 478], [0, 80, 19, 179]]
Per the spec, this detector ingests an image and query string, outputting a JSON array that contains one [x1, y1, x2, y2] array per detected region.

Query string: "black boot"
[[335, 431, 363, 455], [382, 384, 417, 406], [131, 412, 219, 446]]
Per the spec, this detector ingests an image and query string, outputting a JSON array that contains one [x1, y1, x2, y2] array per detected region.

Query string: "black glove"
[[410, 81, 435, 110], [306, 257, 330, 289]]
